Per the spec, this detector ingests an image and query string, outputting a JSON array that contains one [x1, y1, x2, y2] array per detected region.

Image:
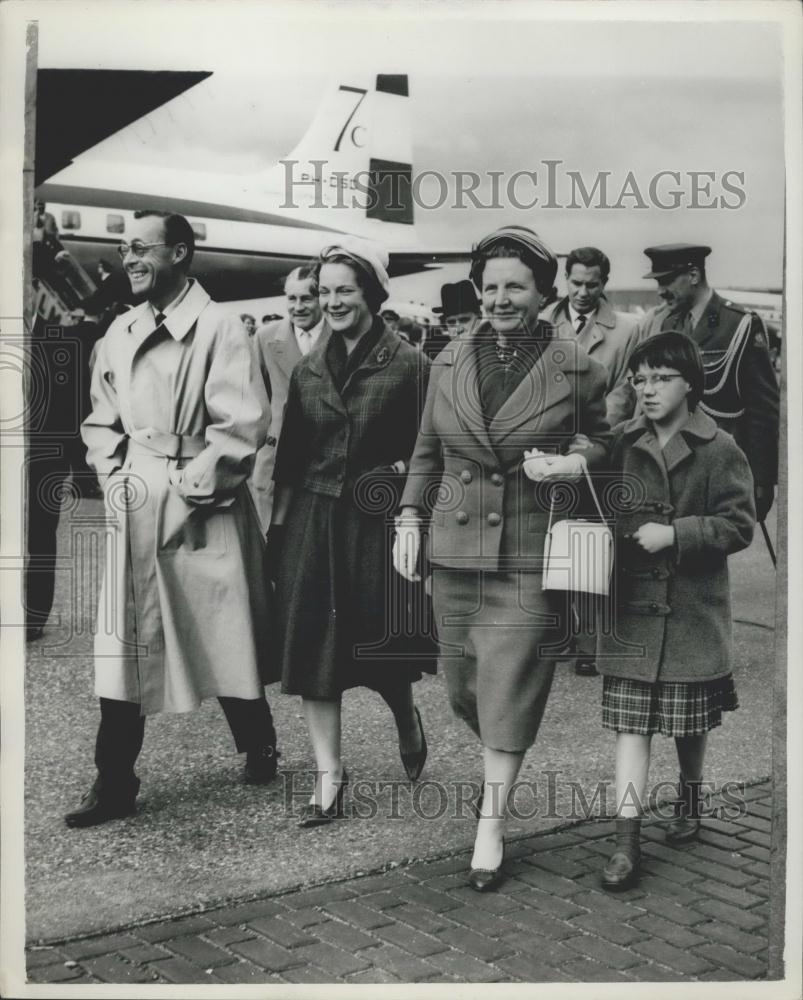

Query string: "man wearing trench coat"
[[67, 211, 279, 829]]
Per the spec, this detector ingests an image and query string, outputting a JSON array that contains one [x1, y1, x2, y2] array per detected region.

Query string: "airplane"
[[35, 71, 464, 305]]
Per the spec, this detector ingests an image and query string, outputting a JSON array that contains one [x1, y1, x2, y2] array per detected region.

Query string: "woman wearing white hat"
[[271, 237, 436, 827]]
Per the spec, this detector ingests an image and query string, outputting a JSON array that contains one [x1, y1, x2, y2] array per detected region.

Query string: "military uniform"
[[639, 245, 779, 504]]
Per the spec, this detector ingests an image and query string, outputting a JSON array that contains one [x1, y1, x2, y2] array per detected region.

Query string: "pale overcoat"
[[598, 408, 755, 683], [81, 280, 275, 714], [249, 317, 330, 532], [543, 297, 643, 427]]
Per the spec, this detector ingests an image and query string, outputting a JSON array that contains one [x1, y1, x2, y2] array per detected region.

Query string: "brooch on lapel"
[[376, 348, 390, 364]]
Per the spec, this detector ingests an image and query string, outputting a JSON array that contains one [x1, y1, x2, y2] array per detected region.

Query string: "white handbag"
[[542, 465, 613, 596]]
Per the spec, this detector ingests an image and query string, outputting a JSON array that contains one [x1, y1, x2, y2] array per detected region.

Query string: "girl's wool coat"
[[598, 408, 755, 683]]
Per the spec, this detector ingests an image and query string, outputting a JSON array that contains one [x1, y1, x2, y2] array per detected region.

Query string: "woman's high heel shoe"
[[468, 839, 506, 892], [400, 707, 428, 782], [298, 770, 349, 828]]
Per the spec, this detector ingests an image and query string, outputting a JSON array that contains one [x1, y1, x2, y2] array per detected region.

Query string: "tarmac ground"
[[18, 497, 783, 985], [26, 781, 774, 987]]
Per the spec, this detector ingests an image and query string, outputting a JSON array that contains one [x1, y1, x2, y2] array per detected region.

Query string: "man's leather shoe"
[[244, 745, 280, 785], [575, 659, 599, 677], [64, 780, 138, 829]]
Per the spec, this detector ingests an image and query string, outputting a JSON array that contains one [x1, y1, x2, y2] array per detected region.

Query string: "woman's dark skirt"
[[431, 567, 568, 752], [276, 489, 437, 699], [602, 675, 739, 736]]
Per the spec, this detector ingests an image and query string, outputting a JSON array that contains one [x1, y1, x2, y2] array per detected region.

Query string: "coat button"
[[490, 472, 503, 486], [487, 513, 501, 526], [456, 511, 469, 525], [460, 470, 473, 484], [649, 602, 659, 612], [651, 568, 661, 578]]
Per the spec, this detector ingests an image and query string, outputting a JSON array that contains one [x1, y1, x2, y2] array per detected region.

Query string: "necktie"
[[154, 311, 166, 331], [575, 314, 587, 334], [676, 312, 693, 336], [297, 330, 311, 356]]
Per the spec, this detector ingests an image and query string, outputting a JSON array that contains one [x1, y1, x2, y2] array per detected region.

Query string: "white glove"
[[393, 512, 422, 582], [522, 449, 587, 482]]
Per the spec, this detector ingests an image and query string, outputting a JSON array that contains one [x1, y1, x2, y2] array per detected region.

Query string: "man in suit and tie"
[[638, 244, 779, 524], [543, 247, 643, 677], [543, 246, 642, 429], [250, 264, 330, 532]]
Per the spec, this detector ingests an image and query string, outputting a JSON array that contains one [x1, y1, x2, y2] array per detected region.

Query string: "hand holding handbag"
[[542, 463, 613, 596]]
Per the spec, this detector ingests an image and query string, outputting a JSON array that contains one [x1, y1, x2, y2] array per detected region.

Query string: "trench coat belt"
[[127, 427, 207, 460]]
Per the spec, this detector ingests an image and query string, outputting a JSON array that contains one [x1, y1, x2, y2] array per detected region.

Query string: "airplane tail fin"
[[272, 75, 417, 247]]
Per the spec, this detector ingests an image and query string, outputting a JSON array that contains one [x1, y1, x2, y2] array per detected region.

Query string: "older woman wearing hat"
[[395, 225, 610, 889], [271, 237, 435, 828]]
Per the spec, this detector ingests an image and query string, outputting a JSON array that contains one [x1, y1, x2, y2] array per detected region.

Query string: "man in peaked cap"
[[638, 243, 779, 521], [425, 279, 482, 359]]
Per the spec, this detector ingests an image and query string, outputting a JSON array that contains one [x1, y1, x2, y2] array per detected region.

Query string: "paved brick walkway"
[[27, 781, 773, 985]]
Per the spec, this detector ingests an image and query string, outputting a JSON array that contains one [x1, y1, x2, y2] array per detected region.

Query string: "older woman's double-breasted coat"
[[400, 324, 611, 570], [82, 280, 275, 715], [399, 323, 611, 750], [597, 408, 755, 684]]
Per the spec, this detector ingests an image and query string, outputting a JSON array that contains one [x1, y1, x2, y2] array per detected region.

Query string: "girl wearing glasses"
[[598, 331, 756, 891]]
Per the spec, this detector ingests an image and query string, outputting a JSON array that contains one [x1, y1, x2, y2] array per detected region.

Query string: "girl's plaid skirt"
[[602, 675, 738, 736]]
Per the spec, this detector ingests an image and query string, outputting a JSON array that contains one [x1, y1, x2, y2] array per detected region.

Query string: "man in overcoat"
[[66, 210, 279, 829], [637, 244, 779, 523], [249, 264, 329, 533], [543, 246, 644, 675], [543, 247, 642, 429]]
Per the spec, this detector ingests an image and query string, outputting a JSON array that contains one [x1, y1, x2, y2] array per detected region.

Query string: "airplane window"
[[61, 210, 81, 230], [106, 214, 125, 234], [191, 223, 207, 241]]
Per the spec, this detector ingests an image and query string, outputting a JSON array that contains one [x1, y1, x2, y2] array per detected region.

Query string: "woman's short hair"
[[315, 253, 387, 314], [627, 331, 705, 409], [470, 226, 558, 298]]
